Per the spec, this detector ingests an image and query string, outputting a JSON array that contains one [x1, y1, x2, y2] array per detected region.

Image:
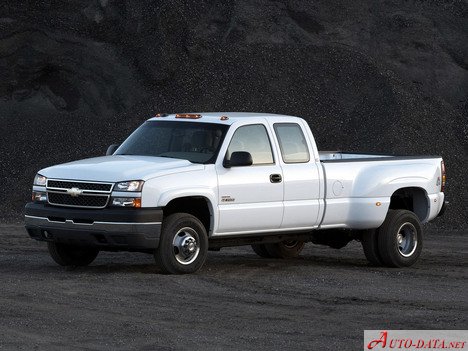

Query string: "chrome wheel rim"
[[173, 227, 200, 265], [396, 222, 418, 257]]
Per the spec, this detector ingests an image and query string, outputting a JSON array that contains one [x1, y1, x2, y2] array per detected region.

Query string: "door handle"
[[270, 174, 282, 183]]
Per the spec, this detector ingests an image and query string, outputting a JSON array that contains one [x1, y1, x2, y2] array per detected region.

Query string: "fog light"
[[32, 192, 47, 202], [111, 197, 141, 208]]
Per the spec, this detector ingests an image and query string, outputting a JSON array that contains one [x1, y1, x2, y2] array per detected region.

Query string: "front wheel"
[[377, 210, 423, 267], [47, 242, 99, 266], [155, 213, 208, 274]]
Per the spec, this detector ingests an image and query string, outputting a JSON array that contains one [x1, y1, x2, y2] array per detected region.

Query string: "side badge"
[[221, 196, 235, 203]]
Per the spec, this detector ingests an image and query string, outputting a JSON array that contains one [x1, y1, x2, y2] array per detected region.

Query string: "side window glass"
[[227, 125, 274, 165], [274, 123, 310, 163]]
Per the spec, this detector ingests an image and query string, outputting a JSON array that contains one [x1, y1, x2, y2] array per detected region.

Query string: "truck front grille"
[[46, 179, 113, 209], [48, 193, 109, 208]]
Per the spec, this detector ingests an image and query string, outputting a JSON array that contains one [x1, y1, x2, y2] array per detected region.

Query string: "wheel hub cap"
[[173, 228, 200, 265], [396, 222, 418, 257]]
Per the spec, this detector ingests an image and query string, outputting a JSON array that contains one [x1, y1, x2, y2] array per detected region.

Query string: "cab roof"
[[147, 112, 303, 125]]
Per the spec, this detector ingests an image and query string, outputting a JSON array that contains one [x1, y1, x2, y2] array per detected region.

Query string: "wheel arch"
[[389, 187, 429, 223], [162, 196, 214, 235]]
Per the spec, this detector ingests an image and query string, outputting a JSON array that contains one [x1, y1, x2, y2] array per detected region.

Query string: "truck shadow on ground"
[[53, 252, 372, 275], [206, 254, 371, 270]]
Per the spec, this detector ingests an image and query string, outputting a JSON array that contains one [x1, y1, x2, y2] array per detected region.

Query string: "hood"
[[39, 155, 204, 182]]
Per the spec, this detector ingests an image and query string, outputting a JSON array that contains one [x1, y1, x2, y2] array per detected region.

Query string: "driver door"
[[215, 123, 284, 234]]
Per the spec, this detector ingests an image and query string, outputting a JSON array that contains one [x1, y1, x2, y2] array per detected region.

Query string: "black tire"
[[155, 213, 208, 274], [265, 240, 305, 259], [251, 244, 272, 258], [47, 242, 99, 266], [361, 229, 383, 266], [377, 210, 423, 267]]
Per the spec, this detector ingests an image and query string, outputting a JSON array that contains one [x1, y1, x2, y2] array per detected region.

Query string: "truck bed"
[[317, 152, 444, 229]]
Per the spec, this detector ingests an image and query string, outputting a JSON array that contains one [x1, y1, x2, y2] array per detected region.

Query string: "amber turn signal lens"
[[133, 198, 142, 208]]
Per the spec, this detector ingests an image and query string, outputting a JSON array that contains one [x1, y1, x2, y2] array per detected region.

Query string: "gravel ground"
[[0, 224, 466, 350]]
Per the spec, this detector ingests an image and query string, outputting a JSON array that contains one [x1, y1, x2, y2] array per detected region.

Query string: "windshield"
[[115, 121, 229, 164]]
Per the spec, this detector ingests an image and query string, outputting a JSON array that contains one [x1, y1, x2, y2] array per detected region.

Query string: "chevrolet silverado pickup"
[[25, 113, 447, 274]]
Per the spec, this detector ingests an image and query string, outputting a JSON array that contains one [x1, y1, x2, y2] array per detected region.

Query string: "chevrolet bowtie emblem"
[[67, 187, 82, 197]]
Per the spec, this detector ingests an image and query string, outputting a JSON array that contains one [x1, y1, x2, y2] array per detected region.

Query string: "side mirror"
[[106, 144, 119, 156], [223, 151, 253, 168]]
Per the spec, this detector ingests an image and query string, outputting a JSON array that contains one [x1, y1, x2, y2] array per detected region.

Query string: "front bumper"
[[25, 203, 162, 251]]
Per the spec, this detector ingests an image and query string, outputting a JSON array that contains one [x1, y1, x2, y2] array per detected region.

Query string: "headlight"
[[115, 180, 144, 192], [34, 174, 47, 186]]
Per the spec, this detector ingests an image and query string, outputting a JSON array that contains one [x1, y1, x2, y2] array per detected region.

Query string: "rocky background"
[[0, 0, 466, 228]]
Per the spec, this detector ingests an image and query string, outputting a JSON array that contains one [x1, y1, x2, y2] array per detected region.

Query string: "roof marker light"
[[175, 114, 201, 119], [220, 116, 229, 121], [154, 113, 168, 117]]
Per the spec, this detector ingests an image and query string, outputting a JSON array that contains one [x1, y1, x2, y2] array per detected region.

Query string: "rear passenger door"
[[215, 123, 284, 234], [273, 123, 321, 228]]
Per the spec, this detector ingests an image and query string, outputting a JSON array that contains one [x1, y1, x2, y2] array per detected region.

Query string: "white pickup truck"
[[25, 113, 447, 274]]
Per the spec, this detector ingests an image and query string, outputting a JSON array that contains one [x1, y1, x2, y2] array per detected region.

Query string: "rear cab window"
[[274, 123, 310, 163]]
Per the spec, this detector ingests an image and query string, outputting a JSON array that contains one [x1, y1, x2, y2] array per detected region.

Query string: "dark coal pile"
[[0, 1, 466, 228]]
